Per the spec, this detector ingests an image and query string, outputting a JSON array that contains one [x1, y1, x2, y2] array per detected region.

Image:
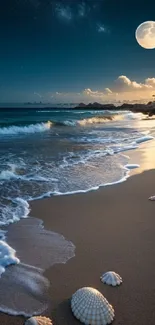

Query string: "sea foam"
[[135, 135, 154, 143], [125, 164, 140, 169], [0, 263, 50, 316], [0, 121, 51, 135], [0, 240, 19, 276], [0, 217, 75, 316]]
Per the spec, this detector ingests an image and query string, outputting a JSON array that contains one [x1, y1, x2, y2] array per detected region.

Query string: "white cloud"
[[145, 78, 155, 86], [78, 2, 86, 17], [55, 4, 73, 21], [46, 75, 155, 104], [105, 88, 112, 94], [84, 87, 113, 97], [55, 91, 69, 96], [113, 75, 153, 92], [97, 24, 107, 33], [34, 92, 42, 98], [82, 75, 155, 102]]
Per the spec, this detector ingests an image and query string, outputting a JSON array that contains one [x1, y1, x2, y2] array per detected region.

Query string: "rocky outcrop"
[[74, 101, 155, 116]]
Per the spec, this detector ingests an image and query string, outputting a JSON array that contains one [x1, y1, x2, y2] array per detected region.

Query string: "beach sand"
[[1, 140, 155, 325]]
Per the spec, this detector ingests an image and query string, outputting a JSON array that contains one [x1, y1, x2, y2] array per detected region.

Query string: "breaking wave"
[[77, 115, 123, 126], [0, 121, 52, 135], [0, 112, 145, 135], [58, 114, 125, 126]]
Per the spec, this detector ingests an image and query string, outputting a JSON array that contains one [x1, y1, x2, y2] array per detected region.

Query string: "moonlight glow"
[[135, 21, 155, 49]]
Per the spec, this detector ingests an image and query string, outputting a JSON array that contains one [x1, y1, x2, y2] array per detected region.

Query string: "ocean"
[[0, 107, 154, 316]]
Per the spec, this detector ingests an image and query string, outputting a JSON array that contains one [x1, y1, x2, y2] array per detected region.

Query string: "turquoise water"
[[0, 108, 154, 225]]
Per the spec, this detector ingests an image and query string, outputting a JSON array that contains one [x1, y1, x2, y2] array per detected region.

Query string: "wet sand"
[[1, 141, 155, 325]]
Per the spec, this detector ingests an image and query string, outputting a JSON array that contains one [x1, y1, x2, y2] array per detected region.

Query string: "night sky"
[[1, 0, 155, 103]]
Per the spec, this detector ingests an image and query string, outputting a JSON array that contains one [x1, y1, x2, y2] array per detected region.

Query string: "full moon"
[[135, 21, 155, 49]]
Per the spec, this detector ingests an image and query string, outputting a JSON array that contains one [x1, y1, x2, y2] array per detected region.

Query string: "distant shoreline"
[[0, 101, 155, 116]]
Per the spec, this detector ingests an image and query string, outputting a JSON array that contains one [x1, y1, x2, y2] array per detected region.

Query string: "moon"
[[135, 21, 155, 49]]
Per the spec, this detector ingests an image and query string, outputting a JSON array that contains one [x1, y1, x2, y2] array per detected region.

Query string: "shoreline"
[[31, 167, 155, 325], [0, 139, 155, 324]]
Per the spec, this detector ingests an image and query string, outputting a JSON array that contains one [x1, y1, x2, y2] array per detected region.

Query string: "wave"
[[0, 198, 30, 226], [50, 114, 125, 127], [0, 240, 19, 276], [0, 121, 52, 135], [124, 112, 144, 120], [56, 113, 143, 127], [0, 112, 145, 135], [77, 115, 124, 126], [0, 168, 58, 182]]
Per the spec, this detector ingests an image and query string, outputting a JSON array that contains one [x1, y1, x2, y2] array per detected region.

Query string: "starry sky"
[[1, 0, 155, 103]]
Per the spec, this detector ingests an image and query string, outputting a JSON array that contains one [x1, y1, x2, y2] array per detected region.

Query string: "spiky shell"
[[149, 196, 155, 201], [71, 287, 114, 325], [100, 271, 122, 286], [25, 316, 52, 325]]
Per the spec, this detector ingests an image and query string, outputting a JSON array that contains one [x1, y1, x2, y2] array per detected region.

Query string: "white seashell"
[[100, 271, 122, 286], [71, 287, 114, 325], [149, 196, 155, 201], [25, 316, 53, 325]]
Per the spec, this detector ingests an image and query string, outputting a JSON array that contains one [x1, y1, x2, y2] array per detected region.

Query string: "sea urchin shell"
[[71, 287, 114, 325], [25, 316, 52, 325], [100, 271, 122, 286]]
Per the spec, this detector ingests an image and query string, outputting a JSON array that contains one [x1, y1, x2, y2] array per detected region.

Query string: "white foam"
[[0, 170, 18, 180], [0, 168, 56, 182], [52, 172, 130, 197], [0, 240, 19, 276], [135, 135, 154, 143], [0, 198, 30, 226], [125, 164, 140, 169], [63, 120, 76, 126], [77, 115, 123, 126], [124, 112, 144, 120], [0, 216, 75, 316], [0, 263, 50, 316], [0, 121, 51, 135]]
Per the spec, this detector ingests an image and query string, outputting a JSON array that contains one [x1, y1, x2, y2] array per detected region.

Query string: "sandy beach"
[[1, 140, 155, 325]]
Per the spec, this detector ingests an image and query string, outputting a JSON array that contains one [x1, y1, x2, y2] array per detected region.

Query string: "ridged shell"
[[71, 287, 114, 325], [25, 316, 52, 325], [100, 271, 122, 286], [149, 196, 155, 201]]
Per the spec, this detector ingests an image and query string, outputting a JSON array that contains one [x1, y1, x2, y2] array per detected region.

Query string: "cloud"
[[105, 88, 112, 94], [55, 91, 67, 96], [83, 87, 114, 100], [46, 75, 155, 104], [97, 23, 107, 33], [82, 75, 155, 102], [77, 2, 90, 18], [55, 3, 73, 21], [84, 88, 107, 97], [145, 78, 155, 86], [34, 92, 42, 98], [113, 75, 153, 92], [78, 2, 86, 17]]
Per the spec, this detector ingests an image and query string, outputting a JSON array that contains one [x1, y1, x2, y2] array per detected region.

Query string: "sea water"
[[0, 107, 154, 315]]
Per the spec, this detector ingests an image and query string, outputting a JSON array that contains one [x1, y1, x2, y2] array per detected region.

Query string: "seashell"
[[100, 271, 122, 286], [25, 316, 53, 325], [71, 287, 114, 325], [149, 196, 155, 201]]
